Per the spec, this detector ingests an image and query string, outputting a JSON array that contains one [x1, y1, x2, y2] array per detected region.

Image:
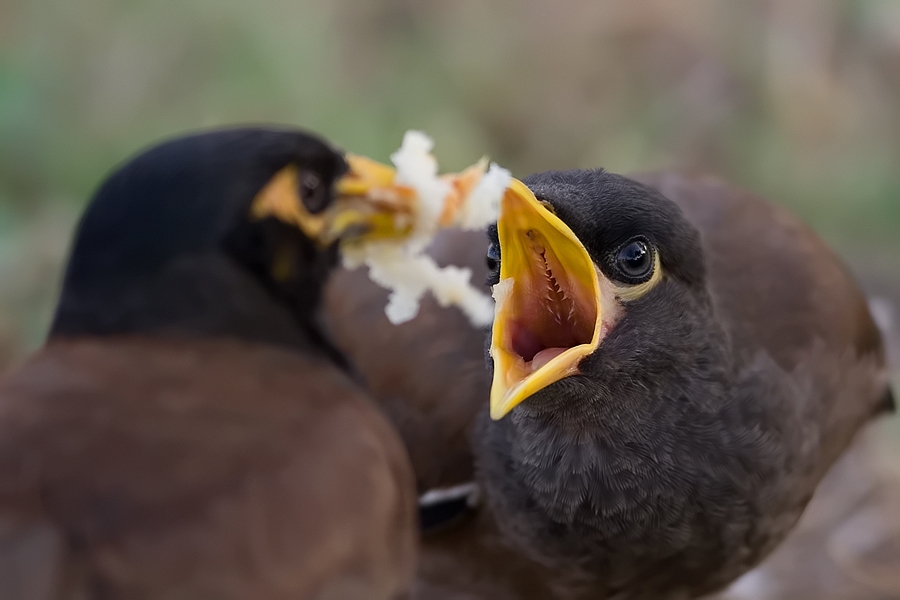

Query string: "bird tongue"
[[531, 347, 568, 372], [509, 322, 575, 374]]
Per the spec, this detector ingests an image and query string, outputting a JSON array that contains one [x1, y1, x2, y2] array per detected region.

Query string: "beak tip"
[[489, 398, 512, 421]]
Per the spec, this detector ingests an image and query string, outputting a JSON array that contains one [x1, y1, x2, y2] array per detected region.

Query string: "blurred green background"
[[0, 0, 898, 377]]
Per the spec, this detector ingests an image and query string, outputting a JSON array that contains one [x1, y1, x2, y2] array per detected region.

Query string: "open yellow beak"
[[489, 180, 603, 420]]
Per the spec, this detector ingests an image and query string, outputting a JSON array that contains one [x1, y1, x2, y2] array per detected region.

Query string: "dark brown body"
[[324, 172, 892, 599], [0, 337, 417, 600]]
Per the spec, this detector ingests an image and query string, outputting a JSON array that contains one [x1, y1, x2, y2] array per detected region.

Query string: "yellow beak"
[[250, 153, 494, 246], [332, 153, 494, 237], [249, 155, 416, 246], [329, 154, 418, 243], [489, 180, 603, 420]]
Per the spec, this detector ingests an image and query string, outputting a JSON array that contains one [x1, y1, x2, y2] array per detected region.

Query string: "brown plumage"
[[325, 229, 491, 495], [0, 128, 417, 599], [709, 425, 900, 600], [324, 171, 894, 599], [325, 230, 565, 599], [0, 338, 415, 600]]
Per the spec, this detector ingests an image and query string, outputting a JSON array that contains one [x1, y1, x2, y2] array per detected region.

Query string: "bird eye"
[[486, 242, 501, 285], [486, 243, 500, 271], [298, 170, 328, 213], [613, 238, 654, 283]]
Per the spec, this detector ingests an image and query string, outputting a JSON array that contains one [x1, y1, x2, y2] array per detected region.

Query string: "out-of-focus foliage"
[[0, 0, 898, 367]]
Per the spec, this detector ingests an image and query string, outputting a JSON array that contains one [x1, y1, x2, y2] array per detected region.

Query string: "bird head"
[[487, 169, 710, 420], [50, 127, 364, 344]]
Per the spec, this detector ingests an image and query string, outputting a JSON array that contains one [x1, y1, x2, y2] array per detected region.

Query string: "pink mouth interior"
[[506, 245, 594, 373]]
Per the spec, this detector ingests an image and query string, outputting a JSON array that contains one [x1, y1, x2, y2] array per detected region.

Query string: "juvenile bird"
[[326, 170, 893, 599]]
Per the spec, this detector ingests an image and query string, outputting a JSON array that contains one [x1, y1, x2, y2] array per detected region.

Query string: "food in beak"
[[489, 180, 604, 420], [253, 130, 512, 326]]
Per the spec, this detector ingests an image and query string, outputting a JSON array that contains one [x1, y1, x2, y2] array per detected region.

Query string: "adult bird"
[[0, 128, 417, 600], [325, 170, 894, 599]]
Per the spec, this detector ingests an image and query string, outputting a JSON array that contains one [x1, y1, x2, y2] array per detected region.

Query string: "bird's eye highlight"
[[613, 238, 654, 283], [298, 170, 328, 213]]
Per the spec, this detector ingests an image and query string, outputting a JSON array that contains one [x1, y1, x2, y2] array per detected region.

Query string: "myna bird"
[[477, 170, 893, 598], [0, 128, 417, 600], [325, 170, 893, 599]]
